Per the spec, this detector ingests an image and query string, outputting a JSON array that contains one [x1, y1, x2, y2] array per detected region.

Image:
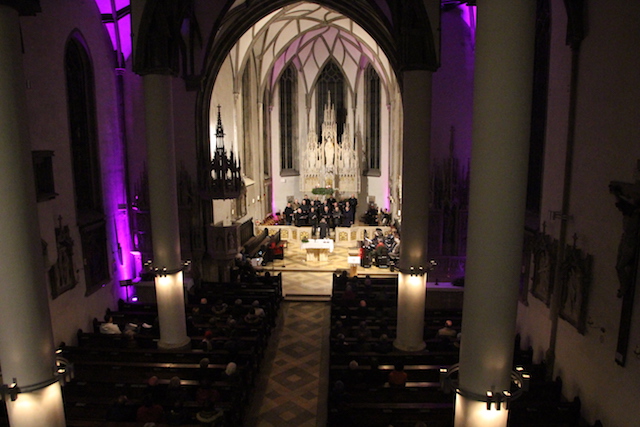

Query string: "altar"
[[300, 239, 334, 261]]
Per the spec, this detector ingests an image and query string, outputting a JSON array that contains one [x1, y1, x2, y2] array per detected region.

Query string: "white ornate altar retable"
[[301, 97, 360, 194]]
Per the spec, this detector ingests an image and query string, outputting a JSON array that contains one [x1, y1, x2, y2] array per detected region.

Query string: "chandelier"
[[208, 105, 242, 199]]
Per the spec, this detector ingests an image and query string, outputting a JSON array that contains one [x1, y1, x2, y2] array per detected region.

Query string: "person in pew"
[[251, 300, 266, 319], [186, 315, 199, 336], [195, 378, 221, 407], [196, 400, 224, 426], [334, 333, 350, 354], [437, 319, 457, 339], [231, 298, 246, 319], [355, 332, 374, 352], [105, 395, 136, 422], [368, 358, 388, 388], [388, 363, 408, 387], [341, 285, 357, 307], [164, 376, 187, 410], [165, 399, 190, 426], [378, 321, 392, 340], [201, 330, 216, 352], [222, 333, 241, 357], [345, 360, 367, 390], [244, 308, 262, 325], [335, 270, 348, 290], [332, 320, 349, 338], [355, 320, 373, 340], [221, 361, 240, 384], [375, 334, 393, 354], [356, 299, 371, 317], [211, 299, 228, 316], [136, 394, 165, 424], [328, 380, 350, 410], [145, 375, 165, 405], [99, 315, 122, 334], [197, 358, 217, 383]]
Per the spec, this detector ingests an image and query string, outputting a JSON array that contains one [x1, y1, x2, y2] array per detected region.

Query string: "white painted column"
[[394, 70, 432, 352], [143, 74, 190, 349], [454, 1, 536, 426], [0, 5, 66, 426]]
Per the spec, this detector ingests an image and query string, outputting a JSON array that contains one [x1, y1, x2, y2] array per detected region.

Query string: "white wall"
[[517, 2, 640, 426]]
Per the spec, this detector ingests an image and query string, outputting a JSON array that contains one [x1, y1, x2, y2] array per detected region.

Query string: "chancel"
[[0, 1, 637, 427]]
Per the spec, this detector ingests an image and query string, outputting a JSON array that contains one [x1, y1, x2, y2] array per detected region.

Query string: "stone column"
[[0, 5, 66, 426], [394, 70, 432, 352], [143, 74, 190, 349], [454, 1, 536, 426]]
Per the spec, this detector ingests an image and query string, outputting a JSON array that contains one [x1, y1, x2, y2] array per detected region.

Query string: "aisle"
[[245, 301, 331, 427]]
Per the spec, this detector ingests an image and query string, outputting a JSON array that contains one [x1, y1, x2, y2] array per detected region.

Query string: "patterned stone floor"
[[245, 242, 396, 426], [262, 240, 398, 299], [245, 301, 330, 427]]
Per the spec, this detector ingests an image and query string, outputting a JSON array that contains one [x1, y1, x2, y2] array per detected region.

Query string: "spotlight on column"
[[486, 391, 493, 410], [503, 390, 512, 410], [0, 379, 20, 401]]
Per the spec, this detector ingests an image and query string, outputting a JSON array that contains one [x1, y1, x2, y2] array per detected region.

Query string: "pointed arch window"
[[65, 34, 110, 295], [279, 63, 298, 174], [365, 65, 381, 173], [316, 61, 346, 143], [242, 65, 254, 179]]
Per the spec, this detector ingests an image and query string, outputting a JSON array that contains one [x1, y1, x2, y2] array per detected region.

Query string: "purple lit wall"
[[94, 0, 132, 60], [102, 125, 135, 300]]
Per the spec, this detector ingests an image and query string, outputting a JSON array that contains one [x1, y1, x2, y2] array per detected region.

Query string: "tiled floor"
[[246, 243, 396, 426], [262, 240, 398, 299], [245, 301, 330, 427]]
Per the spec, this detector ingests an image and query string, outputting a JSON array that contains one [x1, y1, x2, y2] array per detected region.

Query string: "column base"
[[158, 336, 192, 350], [454, 394, 509, 427], [393, 340, 426, 352]]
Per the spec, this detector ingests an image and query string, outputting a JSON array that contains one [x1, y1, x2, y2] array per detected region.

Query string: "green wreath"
[[311, 187, 334, 196]]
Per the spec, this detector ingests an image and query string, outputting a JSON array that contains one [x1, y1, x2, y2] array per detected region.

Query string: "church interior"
[[0, 1, 639, 426]]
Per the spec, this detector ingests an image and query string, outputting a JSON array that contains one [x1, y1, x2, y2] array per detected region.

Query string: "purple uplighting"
[[94, 0, 132, 60], [459, 4, 477, 44]]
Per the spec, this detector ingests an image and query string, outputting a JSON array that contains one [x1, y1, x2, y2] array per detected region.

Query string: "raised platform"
[[256, 224, 392, 247]]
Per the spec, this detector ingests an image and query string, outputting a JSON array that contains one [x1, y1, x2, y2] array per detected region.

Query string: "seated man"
[[100, 315, 122, 334], [388, 363, 407, 387], [437, 320, 458, 339]]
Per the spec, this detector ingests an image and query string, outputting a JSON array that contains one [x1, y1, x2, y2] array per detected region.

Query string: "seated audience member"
[[99, 315, 122, 334], [437, 319, 457, 339], [212, 299, 228, 316], [341, 285, 357, 306], [355, 320, 372, 340], [197, 358, 215, 383], [201, 330, 216, 352], [106, 395, 136, 421], [332, 320, 349, 338], [164, 376, 186, 409], [251, 300, 266, 318], [165, 400, 190, 426], [195, 379, 221, 407], [356, 300, 370, 318], [375, 334, 393, 354], [231, 298, 245, 319], [145, 375, 164, 404], [196, 402, 224, 426], [334, 333, 350, 354], [244, 308, 262, 325], [347, 360, 366, 390], [388, 363, 408, 387], [123, 319, 141, 338], [136, 394, 164, 424], [222, 362, 240, 383]]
